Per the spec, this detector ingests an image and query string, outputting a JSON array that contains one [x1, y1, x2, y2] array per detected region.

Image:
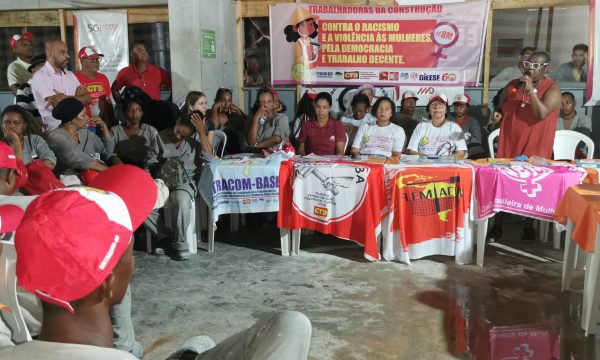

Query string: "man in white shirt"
[[6, 32, 34, 95], [490, 47, 535, 88]]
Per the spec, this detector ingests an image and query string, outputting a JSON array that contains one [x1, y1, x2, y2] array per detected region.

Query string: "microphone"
[[310, 41, 321, 47], [511, 81, 524, 93]]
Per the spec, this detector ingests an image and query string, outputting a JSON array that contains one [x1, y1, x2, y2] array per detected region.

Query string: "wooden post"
[[58, 9, 66, 43], [482, 3, 494, 108], [237, 2, 245, 108]]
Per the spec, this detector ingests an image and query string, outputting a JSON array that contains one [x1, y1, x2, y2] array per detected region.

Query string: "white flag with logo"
[[74, 10, 129, 85]]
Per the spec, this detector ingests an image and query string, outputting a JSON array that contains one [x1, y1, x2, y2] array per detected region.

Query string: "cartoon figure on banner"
[[284, 7, 320, 82]]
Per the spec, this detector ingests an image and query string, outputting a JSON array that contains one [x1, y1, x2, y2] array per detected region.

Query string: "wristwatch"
[[531, 88, 538, 95]]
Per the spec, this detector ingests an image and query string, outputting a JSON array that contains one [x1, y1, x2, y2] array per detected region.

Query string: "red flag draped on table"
[[278, 160, 386, 260], [382, 166, 473, 263]]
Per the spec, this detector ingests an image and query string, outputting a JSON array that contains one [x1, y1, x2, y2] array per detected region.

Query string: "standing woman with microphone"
[[491, 51, 562, 159]]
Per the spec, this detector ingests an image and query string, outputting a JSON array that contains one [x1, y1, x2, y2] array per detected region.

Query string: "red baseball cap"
[[402, 90, 419, 101], [78, 46, 104, 60], [0, 141, 17, 170], [453, 94, 471, 106], [10, 32, 33, 49], [0, 141, 27, 189], [16, 165, 157, 313], [0, 205, 24, 233], [428, 92, 449, 106]]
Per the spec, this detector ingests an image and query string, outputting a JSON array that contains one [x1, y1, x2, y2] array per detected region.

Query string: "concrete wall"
[[167, 0, 239, 106]]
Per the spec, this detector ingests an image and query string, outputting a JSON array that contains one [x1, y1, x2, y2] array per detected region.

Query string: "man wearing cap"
[[449, 94, 482, 147], [0, 165, 312, 359], [14, 54, 46, 133], [392, 90, 427, 142], [7, 32, 34, 95], [111, 42, 171, 102], [75, 46, 113, 119], [30, 39, 91, 133]]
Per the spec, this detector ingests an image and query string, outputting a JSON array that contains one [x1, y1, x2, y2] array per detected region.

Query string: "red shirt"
[[74, 71, 111, 117], [111, 63, 171, 100], [298, 118, 346, 155], [497, 78, 559, 158]]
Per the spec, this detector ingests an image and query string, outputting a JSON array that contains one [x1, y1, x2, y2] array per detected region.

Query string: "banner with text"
[[198, 155, 284, 222], [73, 10, 129, 85], [270, 2, 488, 86], [475, 164, 586, 222]]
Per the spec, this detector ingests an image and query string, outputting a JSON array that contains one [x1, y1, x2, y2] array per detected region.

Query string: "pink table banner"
[[475, 164, 586, 221]]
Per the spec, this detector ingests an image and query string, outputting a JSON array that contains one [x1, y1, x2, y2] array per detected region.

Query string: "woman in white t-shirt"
[[350, 96, 405, 161], [407, 93, 467, 159]]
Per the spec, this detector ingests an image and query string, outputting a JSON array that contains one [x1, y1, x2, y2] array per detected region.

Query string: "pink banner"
[[475, 165, 586, 221], [269, 2, 488, 86]]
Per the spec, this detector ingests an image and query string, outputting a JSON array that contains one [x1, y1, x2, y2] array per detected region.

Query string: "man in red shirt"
[[111, 42, 171, 101], [75, 46, 112, 118]]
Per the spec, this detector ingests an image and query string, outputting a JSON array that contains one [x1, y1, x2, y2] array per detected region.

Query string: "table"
[[381, 163, 475, 264], [555, 184, 600, 335], [198, 153, 288, 253], [278, 158, 386, 261], [473, 162, 586, 265]]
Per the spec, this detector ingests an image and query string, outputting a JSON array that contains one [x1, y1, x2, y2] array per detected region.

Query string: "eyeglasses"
[[522, 60, 548, 70], [430, 103, 446, 109]]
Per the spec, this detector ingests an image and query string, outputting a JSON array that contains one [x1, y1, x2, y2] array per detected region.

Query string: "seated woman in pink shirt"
[[297, 92, 346, 156]]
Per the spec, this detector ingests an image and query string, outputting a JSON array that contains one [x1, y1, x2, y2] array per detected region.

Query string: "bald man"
[[30, 39, 91, 132]]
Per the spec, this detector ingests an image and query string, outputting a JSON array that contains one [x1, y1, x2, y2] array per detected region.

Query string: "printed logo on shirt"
[[292, 163, 369, 225], [86, 83, 105, 93], [419, 136, 429, 146], [329, 135, 335, 142]]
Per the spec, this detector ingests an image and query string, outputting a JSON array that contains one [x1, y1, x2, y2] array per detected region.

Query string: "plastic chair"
[[0, 233, 32, 344], [487, 128, 500, 158], [212, 130, 227, 158], [553, 130, 594, 160], [541, 130, 596, 249]]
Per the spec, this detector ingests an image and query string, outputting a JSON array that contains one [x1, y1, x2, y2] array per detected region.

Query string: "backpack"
[[155, 157, 188, 189]]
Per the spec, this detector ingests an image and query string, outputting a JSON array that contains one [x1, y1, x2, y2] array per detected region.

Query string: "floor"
[[131, 215, 600, 359]]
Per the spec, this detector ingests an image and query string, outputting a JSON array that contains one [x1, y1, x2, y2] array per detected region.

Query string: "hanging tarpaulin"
[[270, 1, 488, 86], [73, 10, 129, 85], [586, 0, 599, 105]]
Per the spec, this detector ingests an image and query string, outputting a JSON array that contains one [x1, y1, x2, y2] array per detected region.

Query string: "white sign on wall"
[[73, 10, 129, 85]]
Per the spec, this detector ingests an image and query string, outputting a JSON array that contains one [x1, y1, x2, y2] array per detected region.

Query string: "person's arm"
[[4, 131, 23, 159], [245, 110, 264, 147], [454, 150, 466, 160], [255, 114, 290, 149], [89, 120, 114, 161], [523, 76, 561, 120], [107, 126, 124, 165], [406, 123, 422, 155], [89, 161, 108, 172], [44, 85, 91, 108], [297, 143, 307, 155], [391, 127, 405, 158], [334, 121, 346, 155], [31, 135, 57, 169], [296, 121, 309, 155], [160, 67, 172, 90], [7, 63, 20, 95], [407, 149, 419, 155], [490, 86, 509, 125], [350, 124, 367, 157], [190, 113, 213, 154], [111, 69, 125, 103], [47, 130, 92, 170]]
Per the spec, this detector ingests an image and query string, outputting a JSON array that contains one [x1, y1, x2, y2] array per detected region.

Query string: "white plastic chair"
[[487, 128, 500, 158], [541, 130, 596, 249], [0, 233, 32, 344], [212, 130, 227, 158], [553, 130, 595, 160]]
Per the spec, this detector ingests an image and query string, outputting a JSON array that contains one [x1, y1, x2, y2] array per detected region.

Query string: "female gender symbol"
[[431, 22, 459, 67]]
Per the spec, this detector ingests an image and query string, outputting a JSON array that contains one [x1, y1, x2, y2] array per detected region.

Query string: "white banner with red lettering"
[[73, 10, 129, 85], [270, 1, 488, 86]]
